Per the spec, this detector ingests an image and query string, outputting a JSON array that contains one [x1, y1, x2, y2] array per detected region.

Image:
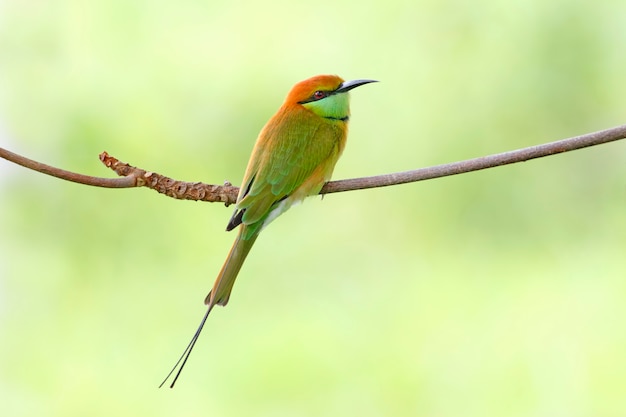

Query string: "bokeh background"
[[1, 1, 625, 416]]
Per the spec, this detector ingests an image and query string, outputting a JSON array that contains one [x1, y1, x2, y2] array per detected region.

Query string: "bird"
[[160, 74, 377, 387]]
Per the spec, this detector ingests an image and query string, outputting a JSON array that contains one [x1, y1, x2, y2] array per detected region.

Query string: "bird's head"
[[286, 75, 377, 121]]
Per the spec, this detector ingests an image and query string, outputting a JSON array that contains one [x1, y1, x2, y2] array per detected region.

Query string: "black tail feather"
[[159, 304, 214, 388]]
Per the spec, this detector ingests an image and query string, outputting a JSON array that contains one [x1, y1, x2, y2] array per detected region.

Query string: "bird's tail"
[[159, 225, 258, 388], [159, 303, 214, 388], [205, 224, 259, 307]]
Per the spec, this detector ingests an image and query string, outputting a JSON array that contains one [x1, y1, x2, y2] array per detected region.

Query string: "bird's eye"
[[313, 91, 326, 100]]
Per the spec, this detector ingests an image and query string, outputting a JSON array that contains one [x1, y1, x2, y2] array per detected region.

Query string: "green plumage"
[[236, 107, 346, 237], [161, 75, 376, 388]]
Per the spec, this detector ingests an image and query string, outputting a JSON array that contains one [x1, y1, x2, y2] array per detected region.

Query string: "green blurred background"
[[1, 0, 625, 416]]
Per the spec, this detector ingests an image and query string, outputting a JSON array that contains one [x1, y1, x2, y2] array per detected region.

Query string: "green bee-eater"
[[162, 74, 377, 387]]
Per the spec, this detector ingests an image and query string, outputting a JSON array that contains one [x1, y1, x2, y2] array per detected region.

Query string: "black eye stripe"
[[298, 88, 338, 105], [299, 90, 331, 104]]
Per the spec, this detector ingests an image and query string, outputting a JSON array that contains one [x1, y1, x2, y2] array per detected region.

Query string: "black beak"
[[335, 79, 378, 94]]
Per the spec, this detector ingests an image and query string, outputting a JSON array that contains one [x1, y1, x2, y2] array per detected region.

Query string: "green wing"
[[228, 111, 343, 236]]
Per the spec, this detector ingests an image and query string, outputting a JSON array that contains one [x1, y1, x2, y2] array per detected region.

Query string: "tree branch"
[[2, 123, 625, 204], [0, 146, 138, 188], [320, 123, 626, 194], [99, 152, 239, 205]]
